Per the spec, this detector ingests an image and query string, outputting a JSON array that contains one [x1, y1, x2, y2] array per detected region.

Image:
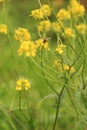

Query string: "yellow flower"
[[76, 23, 87, 35], [16, 79, 30, 91], [52, 22, 62, 32], [57, 9, 70, 21], [63, 64, 69, 71], [35, 38, 49, 50], [37, 20, 51, 32], [14, 27, 31, 42], [30, 4, 51, 19], [31, 9, 44, 19], [63, 64, 75, 73], [40, 4, 51, 17], [55, 44, 66, 54], [18, 40, 37, 57], [70, 66, 75, 73], [63, 27, 75, 37], [68, 0, 85, 18], [0, 24, 7, 34], [53, 59, 62, 72]]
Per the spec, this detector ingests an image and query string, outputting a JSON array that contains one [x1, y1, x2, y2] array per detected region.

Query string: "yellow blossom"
[[68, 0, 85, 18], [35, 38, 49, 50], [63, 27, 75, 37], [31, 9, 44, 19], [76, 23, 87, 34], [30, 4, 51, 19], [57, 9, 70, 21], [63, 64, 69, 71], [70, 66, 75, 73], [14, 27, 31, 42], [40, 4, 51, 17], [53, 59, 62, 72], [37, 20, 51, 32], [16, 79, 30, 91], [52, 22, 62, 32], [63, 64, 75, 73], [0, 24, 7, 34], [18, 40, 37, 57], [55, 44, 66, 54]]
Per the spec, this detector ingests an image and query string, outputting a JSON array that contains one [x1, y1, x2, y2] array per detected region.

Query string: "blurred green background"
[[0, 0, 87, 130]]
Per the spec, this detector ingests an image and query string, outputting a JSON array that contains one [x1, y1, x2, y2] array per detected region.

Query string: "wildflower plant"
[[1, 0, 87, 130]]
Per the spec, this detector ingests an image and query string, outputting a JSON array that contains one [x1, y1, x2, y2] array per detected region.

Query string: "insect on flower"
[[43, 36, 51, 43]]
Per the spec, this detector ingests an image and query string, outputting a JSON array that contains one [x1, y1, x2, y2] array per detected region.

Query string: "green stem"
[[40, 50, 59, 95], [52, 80, 67, 130], [19, 91, 29, 120], [66, 87, 78, 115], [38, 0, 42, 7]]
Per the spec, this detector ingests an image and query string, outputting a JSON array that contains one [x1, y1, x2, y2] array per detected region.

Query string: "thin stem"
[[66, 87, 78, 115], [40, 50, 59, 95], [2, 0, 19, 79], [38, 0, 42, 7], [19, 91, 29, 120], [52, 80, 67, 130], [19, 91, 21, 110]]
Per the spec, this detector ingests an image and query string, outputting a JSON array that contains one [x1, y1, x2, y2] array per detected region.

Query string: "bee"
[[43, 37, 51, 43]]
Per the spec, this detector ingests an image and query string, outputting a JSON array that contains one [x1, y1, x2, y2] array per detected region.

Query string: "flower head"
[[37, 20, 51, 32], [76, 23, 87, 35], [0, 24, 7, 34], [52, 22, 62, 32], [31, 9, 44, 19], [14, 27, 31, 42], [18, 40, 37, 57], [55, 44, 66, 54], [63, 64, 69, 71], [57, 9, 70, 21], [40, 4, 51, 17], [30, 4, 51, 19], [68, 0, 85, 18], [35, 38, 49, 50], [16, 79, 30, 91], [63, 64, 75, 73], [63, 27, 75, 38]]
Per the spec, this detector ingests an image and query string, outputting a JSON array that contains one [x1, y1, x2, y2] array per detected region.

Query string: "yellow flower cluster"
[[31, 9, 44, 19], [55, 44, 66, 54], [52, 22, 62, 32], [16, 79, 30, 91], [63, 27, 75, 38], [40, 4, 51, 17], [31, 4, 51, 19], [0, 24, 7, 34], [14, 27, 37, 57], [68, 0, 85, 18], [37, 20, 51, 32], [63, 64, 75, 73], [35, 38, 49, 50], [53, 60, 75, 73], [76, 23, 87, 35], [14, 27, 31, 42], [18, 40, 37, 57], [57, 9, 70, 21]]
